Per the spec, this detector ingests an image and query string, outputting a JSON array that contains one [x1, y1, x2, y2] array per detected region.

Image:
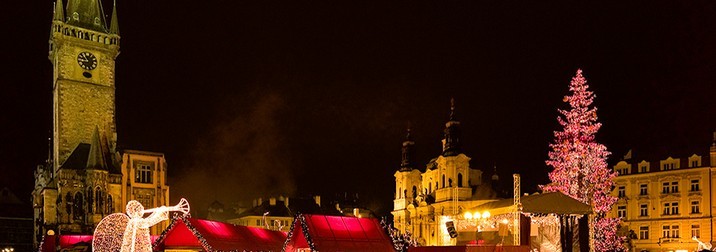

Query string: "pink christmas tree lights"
[[542, 69, 623, 251]]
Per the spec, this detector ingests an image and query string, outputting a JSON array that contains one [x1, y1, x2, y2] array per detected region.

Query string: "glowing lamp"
[[501, 218, 509, 224], [482, 211, 491, 219], [464, 212, 473, 219], [473, 212, 481, 219]]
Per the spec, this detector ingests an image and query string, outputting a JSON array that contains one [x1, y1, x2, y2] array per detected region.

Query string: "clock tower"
[[49, 0, 120, 171], [34, 1, 171, 247]]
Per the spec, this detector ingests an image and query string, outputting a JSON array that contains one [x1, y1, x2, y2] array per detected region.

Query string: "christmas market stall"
[[466, 192, 592, 252], [282, 214, 396, 252], [152, 216, 287, 252]]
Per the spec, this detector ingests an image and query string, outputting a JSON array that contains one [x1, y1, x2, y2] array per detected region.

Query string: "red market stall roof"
[[283, 214, 395, 252], [153, 217, 287, 252]]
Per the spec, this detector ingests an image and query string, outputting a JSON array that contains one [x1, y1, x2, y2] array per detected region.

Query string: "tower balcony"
[[51, 21, 120, 46]]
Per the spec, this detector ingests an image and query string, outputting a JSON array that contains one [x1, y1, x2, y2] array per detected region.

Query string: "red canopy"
[[283, 214, 395, 252], [154, 217, 287, 251]]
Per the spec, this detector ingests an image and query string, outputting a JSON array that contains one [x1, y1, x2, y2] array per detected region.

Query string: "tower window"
[[135, 163, 153, 184], [457, 173, 463, 187]]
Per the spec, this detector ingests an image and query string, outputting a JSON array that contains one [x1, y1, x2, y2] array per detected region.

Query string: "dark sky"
[[1, 0, 715, 216]]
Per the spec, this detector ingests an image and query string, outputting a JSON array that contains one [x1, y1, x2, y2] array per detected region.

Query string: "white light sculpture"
[[93, 198, 190, 252]]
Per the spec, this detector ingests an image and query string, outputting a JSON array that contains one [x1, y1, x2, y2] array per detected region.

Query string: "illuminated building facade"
[[392, 101, 501, 246], [607, 133, 716, 251], [32, 0, 170, 247]]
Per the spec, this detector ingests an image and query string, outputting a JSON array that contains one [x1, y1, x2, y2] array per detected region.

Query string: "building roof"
[[60, 132, 121, 174], [234, 197, 338, 219], [65, 0, 107, 32], [154, 217, 287, 252], [471, 192, 592, 215], [283, 214, 395, 252]]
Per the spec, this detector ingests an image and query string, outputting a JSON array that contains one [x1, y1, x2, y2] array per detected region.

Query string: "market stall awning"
[[283, 214, 395, 252], [471, 192, 592, 215], [154, 217, 287, 251]]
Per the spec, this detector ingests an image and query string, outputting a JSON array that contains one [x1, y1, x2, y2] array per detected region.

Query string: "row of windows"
[[396, 173, 467, 199], [637, 225, 701, 240], [615, 156, 702, 175], [618, 201, 701, 218], [617, 180, 700, 198]]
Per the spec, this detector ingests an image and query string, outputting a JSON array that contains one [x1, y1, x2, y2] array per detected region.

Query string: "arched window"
[[412, 186, 417, 199], [65, 193, 73, 219], [86, 188, 94, 213], [442, 175, 446, 188], [458, 173, 463, 187], [95, 188, 102, 214], [449, 178, 453, 187], [107, 195, 113, 213], [73, 192, 84, 221]]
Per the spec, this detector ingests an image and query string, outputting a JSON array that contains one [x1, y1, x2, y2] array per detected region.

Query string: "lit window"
[[135, 163, 153, 184], [639, 184, 647, 195], [640, 204, 648, 217], [692, 224, 700, 238], [691, 201, 700, 214], [691, 180, 700, 192], [670, 181, 678, 193], [662, 225, 671, 238], [671, 225, 679, 238], [618, 186, 626, 198], [617, 206, 627, 218], [639, 226, 649, 239]]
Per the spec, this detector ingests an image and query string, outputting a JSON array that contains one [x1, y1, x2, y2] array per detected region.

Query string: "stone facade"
[[607, 135, 716, 251], [32, 1, 170, 247], [391, 103, 501, 246]]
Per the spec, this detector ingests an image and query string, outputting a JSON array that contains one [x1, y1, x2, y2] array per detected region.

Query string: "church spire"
[[109, 0, 119, 35], [66, 0, 107, 32], [400, 125, 416, 171], [53, 0, 65, 21], [86, 127, 107, 170], [442, 98, 462, 157]]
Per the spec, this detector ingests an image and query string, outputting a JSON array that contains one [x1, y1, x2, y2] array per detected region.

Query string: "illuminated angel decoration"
[[93, 198, 190, 252]]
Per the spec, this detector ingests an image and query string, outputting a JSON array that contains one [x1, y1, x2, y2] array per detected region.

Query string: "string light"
[[94, 199, 190, 252], [540, 69, 623, 251]]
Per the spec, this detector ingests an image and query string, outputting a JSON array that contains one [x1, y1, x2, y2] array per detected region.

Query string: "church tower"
[[34, 0, 131, 247], [49, 0, 120, 171]]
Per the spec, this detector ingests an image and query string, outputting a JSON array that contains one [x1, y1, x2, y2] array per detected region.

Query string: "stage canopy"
[[153, 217, 287, 251], [471, 192, 592, 216], [283, 214, 395, 252]]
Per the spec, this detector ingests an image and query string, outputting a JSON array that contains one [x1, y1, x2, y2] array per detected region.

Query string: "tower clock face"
[[77, 52, 98, 70]]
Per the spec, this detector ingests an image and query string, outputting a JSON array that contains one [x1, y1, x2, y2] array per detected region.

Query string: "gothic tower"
[[49, 0, 120, 171], [33, 0, 122, 245]]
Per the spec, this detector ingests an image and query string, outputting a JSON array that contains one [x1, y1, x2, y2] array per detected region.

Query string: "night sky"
[[1, 0, 715, 216]]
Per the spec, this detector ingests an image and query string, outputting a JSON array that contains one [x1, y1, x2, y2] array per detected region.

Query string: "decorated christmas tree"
[[542, 69, 623, 251]]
